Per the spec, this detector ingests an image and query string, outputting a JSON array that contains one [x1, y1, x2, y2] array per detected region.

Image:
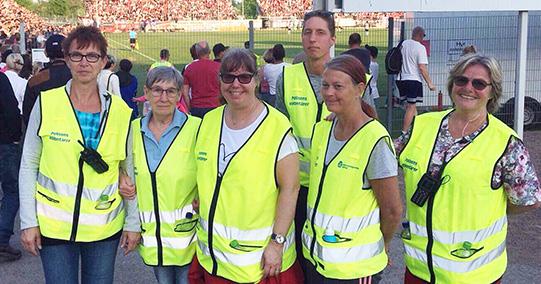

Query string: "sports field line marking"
[[108, 37, 156, 62]]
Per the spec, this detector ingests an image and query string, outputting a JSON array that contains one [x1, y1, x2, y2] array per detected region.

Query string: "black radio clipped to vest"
[[411, 173, 441, 207], [78, 140, 109, 174]]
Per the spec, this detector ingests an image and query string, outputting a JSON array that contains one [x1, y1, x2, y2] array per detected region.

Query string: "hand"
[[428, 83, 436, 91], [192, 199, 199, 214], [261, 241, 283, 279], [21, 227, 41, 256], [120, 231, 141, 255], [119, 171, 136, 200]]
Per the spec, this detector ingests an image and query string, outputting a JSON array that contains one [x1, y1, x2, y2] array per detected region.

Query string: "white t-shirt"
[[218, 107, 298, 175], [263, 62, 288, 96], [5, 70, 28, 114], [97, 69, 121, 96], [399, 39, 429, 82], [369, 61, 379, 99]]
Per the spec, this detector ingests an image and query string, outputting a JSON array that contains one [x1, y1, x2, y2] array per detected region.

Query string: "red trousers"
[[188, 256, 304, 284], [404, 269, 502, 284]]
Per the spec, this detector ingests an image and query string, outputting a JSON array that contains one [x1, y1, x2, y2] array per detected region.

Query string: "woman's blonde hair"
[[6, 53, 23, 71]]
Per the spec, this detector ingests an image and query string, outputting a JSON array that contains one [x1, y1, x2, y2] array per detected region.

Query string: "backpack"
[[385, 40, 404, 75]]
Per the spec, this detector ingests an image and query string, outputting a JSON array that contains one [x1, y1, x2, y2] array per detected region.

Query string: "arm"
[[19, 100, 43, 256], [418, 64, 435, 91], [370, 177, 402, 249], [181, 84, 191, 110], [112, 74, 121, 96], [262, 152, 299, 278]]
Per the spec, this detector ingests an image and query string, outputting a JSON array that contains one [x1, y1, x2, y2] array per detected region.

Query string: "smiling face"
[[66, 40, 106, 85], [144, 80, 180, 118], [220, 65, 257, 108], [302, 17, 336, 61], [321, 69, 365, 115], [451, 64, 492, 114]]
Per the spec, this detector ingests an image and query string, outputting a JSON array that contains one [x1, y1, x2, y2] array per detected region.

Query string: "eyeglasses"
[[453, 76, 492, 91], [68, 52, 102, 63], [150, 87, 179, 98], [219, 73, 255, 84]]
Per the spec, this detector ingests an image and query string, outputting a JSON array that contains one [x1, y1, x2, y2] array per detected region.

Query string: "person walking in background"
[[261, 44, 287, 106], [23, 34, 72, 128], [0, 72, 23, 263], [129, 28, 137, 50], [303, 55, 402, 283], [258, 48, 273, 104], [396, 26, 436, 133], [212, 43, 228, 63], [396, 54, 541, 283], [181, 41, 221, 118], [19, 26, 140, 284], [4, 53, 27, 114], [97, 54, 121, 96], [366, 45, 380, 106], [150, 49, 173, 70], [119, 67, 200, 284], [116, 59, 139, 119]]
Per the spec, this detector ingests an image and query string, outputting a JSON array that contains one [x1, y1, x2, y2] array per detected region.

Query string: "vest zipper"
[[316, 103, 323, 122], [70, 157, 85, 241], [309, 165, 329, 269], [208, 175, 223, 275], [150, 172, 163, 266], [426, 195, 436, 283]]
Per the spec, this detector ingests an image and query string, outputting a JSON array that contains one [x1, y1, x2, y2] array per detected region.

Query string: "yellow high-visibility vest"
[[399, 110, 516, 283], [36, 86, 131, 241], [133, 115, 201, 266], [303, 119, 391, 279], [195, 104, 296, 283]]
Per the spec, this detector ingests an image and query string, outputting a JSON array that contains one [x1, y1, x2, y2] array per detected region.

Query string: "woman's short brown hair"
[[62, 26, 108, 57], [220, 48, 257, 75]]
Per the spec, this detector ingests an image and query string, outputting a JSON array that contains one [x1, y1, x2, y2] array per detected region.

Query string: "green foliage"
[[244, 0, 257, 19], [15, 0, 34, 9]]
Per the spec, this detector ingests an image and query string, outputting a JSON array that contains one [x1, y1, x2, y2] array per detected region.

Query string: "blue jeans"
[[0, 143, 21, 245], [40, 237, 120, 284], [153, 264, 190, 284]]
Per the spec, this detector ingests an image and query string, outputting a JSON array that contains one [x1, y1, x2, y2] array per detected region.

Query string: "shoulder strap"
[[106, 73, 113, 91]]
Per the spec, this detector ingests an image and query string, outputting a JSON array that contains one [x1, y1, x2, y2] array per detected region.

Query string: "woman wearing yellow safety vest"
[[119, 66, 200, 283], [19, 26, 140, 283], [188, 48, 304, 283], [302, 54, 403, 283], [395, 54, 541, 284]]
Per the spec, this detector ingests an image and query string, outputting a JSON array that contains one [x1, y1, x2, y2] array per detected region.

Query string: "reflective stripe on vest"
[[409, 216, 507, 245], [404, 241, 506, 274], [307, 206, 380, 234], [302, 233, 384, 264], [199, 217, 272, 242], [142, 235, 195, 250], [198, 230, 295, 267], [38, 172, 117, 202], [37, 199, 124, 225], [139, 204, 194, 225]]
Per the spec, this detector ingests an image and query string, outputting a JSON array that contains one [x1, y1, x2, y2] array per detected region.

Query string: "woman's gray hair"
[[6, 53, 23, 71], [145, 66, 183, 89], [447, 53, 503, 114]]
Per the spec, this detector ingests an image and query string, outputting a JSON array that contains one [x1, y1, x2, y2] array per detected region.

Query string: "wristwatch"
[[271, 233, 286, 245]]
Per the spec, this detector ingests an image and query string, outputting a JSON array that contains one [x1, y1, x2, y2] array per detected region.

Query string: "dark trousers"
[[190, 107, 214, 119], [295, 185, 308, 272], [0, 143, 21, 245], [305, 259, 382, 284]]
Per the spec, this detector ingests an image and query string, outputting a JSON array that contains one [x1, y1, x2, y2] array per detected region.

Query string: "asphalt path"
[[1, 131, 540, 283]]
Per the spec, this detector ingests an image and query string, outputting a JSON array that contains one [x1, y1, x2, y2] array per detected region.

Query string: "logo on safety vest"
[[337, 160, 359, 170], [402, 158, 418, 172], [197, 151, 208, 161], [288, 95, 309, 107], [49, 131, 71, 143]]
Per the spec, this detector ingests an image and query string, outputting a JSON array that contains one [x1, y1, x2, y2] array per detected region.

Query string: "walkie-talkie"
[[78, 140, 109, 174]]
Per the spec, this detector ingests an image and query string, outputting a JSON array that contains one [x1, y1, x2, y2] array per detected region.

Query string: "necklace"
[[451, 112, 484, 138], [226, 99, 261, 128]]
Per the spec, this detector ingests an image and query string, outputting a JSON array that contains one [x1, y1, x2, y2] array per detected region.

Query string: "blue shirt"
[[129, 31, 137, 39], [141, 109, 187, 172], [75, 109, 101, 150]]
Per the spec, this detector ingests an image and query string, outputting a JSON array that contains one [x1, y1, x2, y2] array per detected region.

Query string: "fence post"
[[514, 11, 528, 138], [249, 20, 254, 50], [386, 17, 394, 133]]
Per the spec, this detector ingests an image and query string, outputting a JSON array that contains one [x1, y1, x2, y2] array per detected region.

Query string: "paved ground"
[[1, 131, 540, 284]]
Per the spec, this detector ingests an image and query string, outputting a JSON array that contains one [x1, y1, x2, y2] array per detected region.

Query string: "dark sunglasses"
[[220, 73, 255, 84], [453, 76, 492, 91]]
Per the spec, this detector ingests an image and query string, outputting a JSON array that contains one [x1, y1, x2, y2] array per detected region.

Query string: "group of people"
[[0, 8, 539, 284]]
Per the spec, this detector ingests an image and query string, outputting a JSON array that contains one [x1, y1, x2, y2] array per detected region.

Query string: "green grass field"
[[104, 28, 407, 136]]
